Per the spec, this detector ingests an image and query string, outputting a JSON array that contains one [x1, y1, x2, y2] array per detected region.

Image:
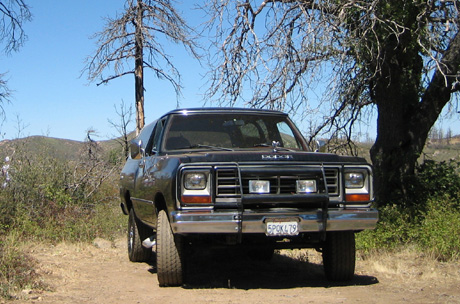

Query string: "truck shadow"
[[148, 247, 379, 289]]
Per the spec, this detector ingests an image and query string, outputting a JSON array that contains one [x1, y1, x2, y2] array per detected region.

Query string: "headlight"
[[180, 169, 212, 205], [343, 168, 371, 203], [344, 172, 364, 188], [184, 172, 207, 190], [296, 180, 317, 193]]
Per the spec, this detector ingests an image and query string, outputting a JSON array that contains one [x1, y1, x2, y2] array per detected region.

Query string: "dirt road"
[[10, 238, 460, 304]]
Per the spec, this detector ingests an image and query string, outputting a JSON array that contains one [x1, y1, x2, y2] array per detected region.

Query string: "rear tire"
[[127, 209, 152, 262], [156, 210, 184, 287], [322, 231, 356, 281]]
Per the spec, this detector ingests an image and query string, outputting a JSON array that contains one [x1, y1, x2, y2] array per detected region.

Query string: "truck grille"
[[215, 166, 340, 198], [215, 168, 240, 196]]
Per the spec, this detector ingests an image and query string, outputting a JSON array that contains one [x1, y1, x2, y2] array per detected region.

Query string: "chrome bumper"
[[170, 208, 378, 234]]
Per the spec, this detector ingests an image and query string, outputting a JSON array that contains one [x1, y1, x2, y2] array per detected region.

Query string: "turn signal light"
[[345, 194, 370, 202], [181, 195, 212, 204]]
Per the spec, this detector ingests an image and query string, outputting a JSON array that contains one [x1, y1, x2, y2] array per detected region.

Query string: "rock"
[[92, 238, 112, 250]]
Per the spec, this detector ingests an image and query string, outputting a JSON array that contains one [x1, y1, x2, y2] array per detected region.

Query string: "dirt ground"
[[6, 237, 460, 304]]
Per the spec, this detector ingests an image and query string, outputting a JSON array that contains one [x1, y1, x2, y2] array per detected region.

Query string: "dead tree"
[[84, 0, 199, 135], [0, 0, 31, 110], [108, 100, 134, 159]]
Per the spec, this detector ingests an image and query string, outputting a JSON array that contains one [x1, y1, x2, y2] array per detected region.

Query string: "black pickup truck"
[[119, 108, 378, 286]]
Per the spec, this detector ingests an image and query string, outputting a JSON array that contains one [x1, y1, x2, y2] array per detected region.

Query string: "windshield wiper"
[[188, 144, 233, 151], [253, 143, 271, 147]]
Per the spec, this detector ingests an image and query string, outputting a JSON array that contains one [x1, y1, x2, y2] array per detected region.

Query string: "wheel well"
[[124, 191, 133, 211], [154, 193, 167, 213]]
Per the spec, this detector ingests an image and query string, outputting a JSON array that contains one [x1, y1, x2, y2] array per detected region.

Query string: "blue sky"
[[0, 1, 459, 142], [0, 0, 205, 141]]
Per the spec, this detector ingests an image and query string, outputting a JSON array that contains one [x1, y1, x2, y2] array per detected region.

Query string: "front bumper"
[[170, 208, 378, 234]]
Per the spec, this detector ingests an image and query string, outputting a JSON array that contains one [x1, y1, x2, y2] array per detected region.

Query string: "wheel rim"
[[128, 223, 134, 252]]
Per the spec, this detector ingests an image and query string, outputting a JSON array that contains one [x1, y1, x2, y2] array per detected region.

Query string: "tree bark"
[[135, 0, 145, 135]]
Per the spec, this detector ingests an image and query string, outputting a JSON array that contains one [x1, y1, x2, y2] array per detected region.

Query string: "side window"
[[130, 120, 156, 158], [151, 119, 166, 153]]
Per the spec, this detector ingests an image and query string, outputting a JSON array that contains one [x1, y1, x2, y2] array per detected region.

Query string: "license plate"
[[265, 221, 299, 236]]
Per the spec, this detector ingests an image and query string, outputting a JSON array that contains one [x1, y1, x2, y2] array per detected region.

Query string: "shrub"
[[415, 196, 460, 261], [356, 204, 417, 254], [410, 159, 460, 208], [357, 159, 460, 261], [0, 234, 48, 299], [0, 138, 127, 299], [0, 139, 123, 241]]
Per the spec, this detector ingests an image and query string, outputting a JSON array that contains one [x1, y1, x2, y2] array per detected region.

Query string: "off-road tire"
[[322, 231, 356, 281], [127, 209, 152, 262], [156, 210, 184, 287]]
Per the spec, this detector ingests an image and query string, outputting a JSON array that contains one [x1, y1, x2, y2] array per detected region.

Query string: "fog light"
[[296, 180, 317, 193], [249, 180, 270, 193]]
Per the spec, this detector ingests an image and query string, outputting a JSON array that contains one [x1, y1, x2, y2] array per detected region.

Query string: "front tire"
[[156, 210, 184, 287], [322, 231, 356, 281], [127, 209, 152, 262]]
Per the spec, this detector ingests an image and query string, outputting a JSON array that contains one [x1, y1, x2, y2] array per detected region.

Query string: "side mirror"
[[140, 140, 146, 158], [315, 140, 327, 153], [130, 139, 143, 159]]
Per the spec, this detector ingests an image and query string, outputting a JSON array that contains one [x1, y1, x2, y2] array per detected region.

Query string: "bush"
[[0, 139, 123, 241], [0, 139, 127, 299], [356, 204, 417, 254], [416, 196, 460, 261], [0, 234, 48, 299], [357, 159, 460, 261], [410, 159, 460, 208]]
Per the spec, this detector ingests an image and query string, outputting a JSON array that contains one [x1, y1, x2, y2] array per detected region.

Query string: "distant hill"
[[0, 134, 458, 165], [0, 135, 124, 162], [423, 134, 460, 162]]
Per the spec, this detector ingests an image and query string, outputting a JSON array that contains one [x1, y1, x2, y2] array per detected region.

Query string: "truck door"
[[132, 119, 166, 225]]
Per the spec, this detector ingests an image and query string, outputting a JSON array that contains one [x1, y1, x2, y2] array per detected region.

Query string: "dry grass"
[[278, 246, 460, 286], [278, 248, 321, 264], [357, 246, 460, 283]]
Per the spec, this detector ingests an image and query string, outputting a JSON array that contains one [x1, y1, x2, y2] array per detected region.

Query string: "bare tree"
[[84, 0, 199, 135], [446, 127, 453, 144], [204, 0, 460, 205], [0, 74, 11, 114], [0, 0, 30, 53], [0, 0, 31, 112], [108, 100, 134, 159]]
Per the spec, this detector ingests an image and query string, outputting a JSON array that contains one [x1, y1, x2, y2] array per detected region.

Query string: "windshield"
[[163, 113, 305, 151]]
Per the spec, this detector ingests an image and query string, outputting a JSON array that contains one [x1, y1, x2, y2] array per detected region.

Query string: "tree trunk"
[[370, 99, 430, 206], [135, 0, 145, 136], [371, 31, 460, 206]]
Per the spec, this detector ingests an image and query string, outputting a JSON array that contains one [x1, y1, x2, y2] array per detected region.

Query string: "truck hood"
[[172, 149, 369, 165]]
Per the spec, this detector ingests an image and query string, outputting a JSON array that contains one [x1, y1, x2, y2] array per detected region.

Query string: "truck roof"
[[165, 107, 288, 116]]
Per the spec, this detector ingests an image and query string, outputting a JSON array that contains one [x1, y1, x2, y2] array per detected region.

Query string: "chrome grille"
[[324, 168, 339, 196], [215, 166, 340, 198], [216, 168, 240, 197]]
